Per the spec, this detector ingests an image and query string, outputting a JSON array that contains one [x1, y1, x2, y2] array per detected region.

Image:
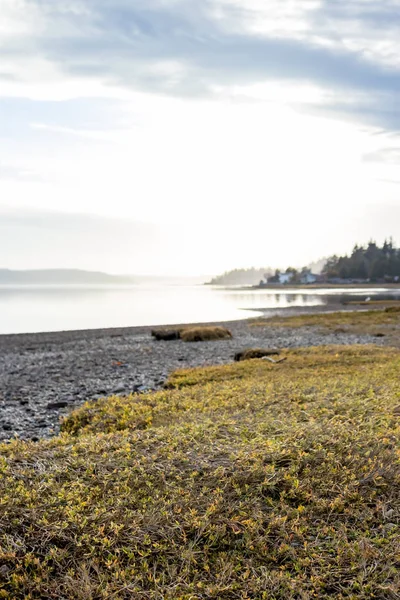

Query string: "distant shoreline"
[[220, 283, 400, 291]]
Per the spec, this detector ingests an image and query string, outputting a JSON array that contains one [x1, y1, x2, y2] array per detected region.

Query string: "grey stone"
[[47, 401, 69, 409], [112, 384, 127, 394], [0, 565, 10, 578]]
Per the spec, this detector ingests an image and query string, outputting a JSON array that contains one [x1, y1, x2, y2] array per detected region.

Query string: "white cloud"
[[0, 0, 400, 274]]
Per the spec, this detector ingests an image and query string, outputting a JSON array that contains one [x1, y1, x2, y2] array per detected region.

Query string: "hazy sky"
[[1, 0, 400, 275]]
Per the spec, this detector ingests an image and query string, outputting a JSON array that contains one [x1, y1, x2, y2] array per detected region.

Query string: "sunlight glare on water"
[[0, 284, 331, 334]]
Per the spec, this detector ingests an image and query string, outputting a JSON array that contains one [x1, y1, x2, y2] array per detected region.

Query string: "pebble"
[[112, 384, 127, 394]]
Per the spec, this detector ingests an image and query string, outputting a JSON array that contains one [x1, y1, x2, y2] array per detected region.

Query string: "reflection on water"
[[0, 284, 398, 334]]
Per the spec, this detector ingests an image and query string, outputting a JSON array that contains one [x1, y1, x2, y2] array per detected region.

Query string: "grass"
[[251, 308, 400, 342], [1, 345, 400, 598], [346, 300, 400, 307]]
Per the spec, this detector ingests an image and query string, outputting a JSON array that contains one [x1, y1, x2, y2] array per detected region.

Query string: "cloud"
[[0, 162, 44, 182], [313, 0, 400, 33], [0, 208, 175, 274], [363, 147, 400, 164], [0, 0, 399, 129]]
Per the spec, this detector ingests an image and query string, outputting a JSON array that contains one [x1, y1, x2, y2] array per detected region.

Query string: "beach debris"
[[262, 356, 287, 364], [151, 328, 182, 341], [47, 401, 69, 410], [235, 348, 280, 362], [112, 360, 126, 368]]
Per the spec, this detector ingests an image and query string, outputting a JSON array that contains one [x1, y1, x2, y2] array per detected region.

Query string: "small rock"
[[137, 385, 150, 393], [112, 384, 127, 394], [0, 565, 10, 578], [47, 401, 69, 409]]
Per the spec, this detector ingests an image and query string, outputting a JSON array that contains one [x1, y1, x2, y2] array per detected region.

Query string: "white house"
[[300, 272, 317, 284], [278, 273, 293, 284]]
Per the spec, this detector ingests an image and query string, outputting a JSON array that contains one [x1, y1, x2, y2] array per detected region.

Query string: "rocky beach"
[[0, 304, 387, 442]]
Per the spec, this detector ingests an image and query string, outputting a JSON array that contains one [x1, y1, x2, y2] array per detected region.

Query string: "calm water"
[[0, 284, 396, 334]]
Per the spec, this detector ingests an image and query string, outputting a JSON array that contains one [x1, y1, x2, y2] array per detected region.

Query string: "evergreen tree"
[[322, 240, 400, 281]]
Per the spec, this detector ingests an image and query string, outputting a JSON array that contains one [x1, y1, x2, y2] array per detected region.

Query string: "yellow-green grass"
[[346, 300, 400, 306], [1, 346, 400, 598], [251, 308, 400, 340]]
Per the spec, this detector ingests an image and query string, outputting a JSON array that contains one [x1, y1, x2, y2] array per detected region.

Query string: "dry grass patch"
[[386, 306, 400, 313], [346, 300, 400, 307], [180, 326, 232, 342], [1, 345, 400, 599], [251, 309, 400, 341], [151, 326, 232, 342]]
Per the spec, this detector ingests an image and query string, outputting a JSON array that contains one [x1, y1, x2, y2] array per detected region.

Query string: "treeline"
[[208, 267, 272, 286], [323, 240, 400, 281]]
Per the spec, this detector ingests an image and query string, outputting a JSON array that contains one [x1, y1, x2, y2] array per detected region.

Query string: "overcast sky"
[[1, 0, 400, 276]]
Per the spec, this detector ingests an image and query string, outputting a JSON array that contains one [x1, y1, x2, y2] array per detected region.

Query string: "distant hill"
[[207, 268, 273, 286], [0, 269, 137, 285], [207, 260, 328, 286]]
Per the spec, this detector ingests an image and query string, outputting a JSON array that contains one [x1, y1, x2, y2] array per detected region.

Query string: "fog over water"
[[1, 284, 395, 335]]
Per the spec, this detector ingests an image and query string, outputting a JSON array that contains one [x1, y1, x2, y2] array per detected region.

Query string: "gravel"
[[0, 311, 384, 442]]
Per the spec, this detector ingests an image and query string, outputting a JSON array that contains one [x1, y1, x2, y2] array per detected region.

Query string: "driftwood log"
[[151, 329, 182, 341], [234, 348, 280, 362]]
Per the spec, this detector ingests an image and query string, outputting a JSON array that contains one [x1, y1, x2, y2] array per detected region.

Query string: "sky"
[[1, 0, 400, 276]]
